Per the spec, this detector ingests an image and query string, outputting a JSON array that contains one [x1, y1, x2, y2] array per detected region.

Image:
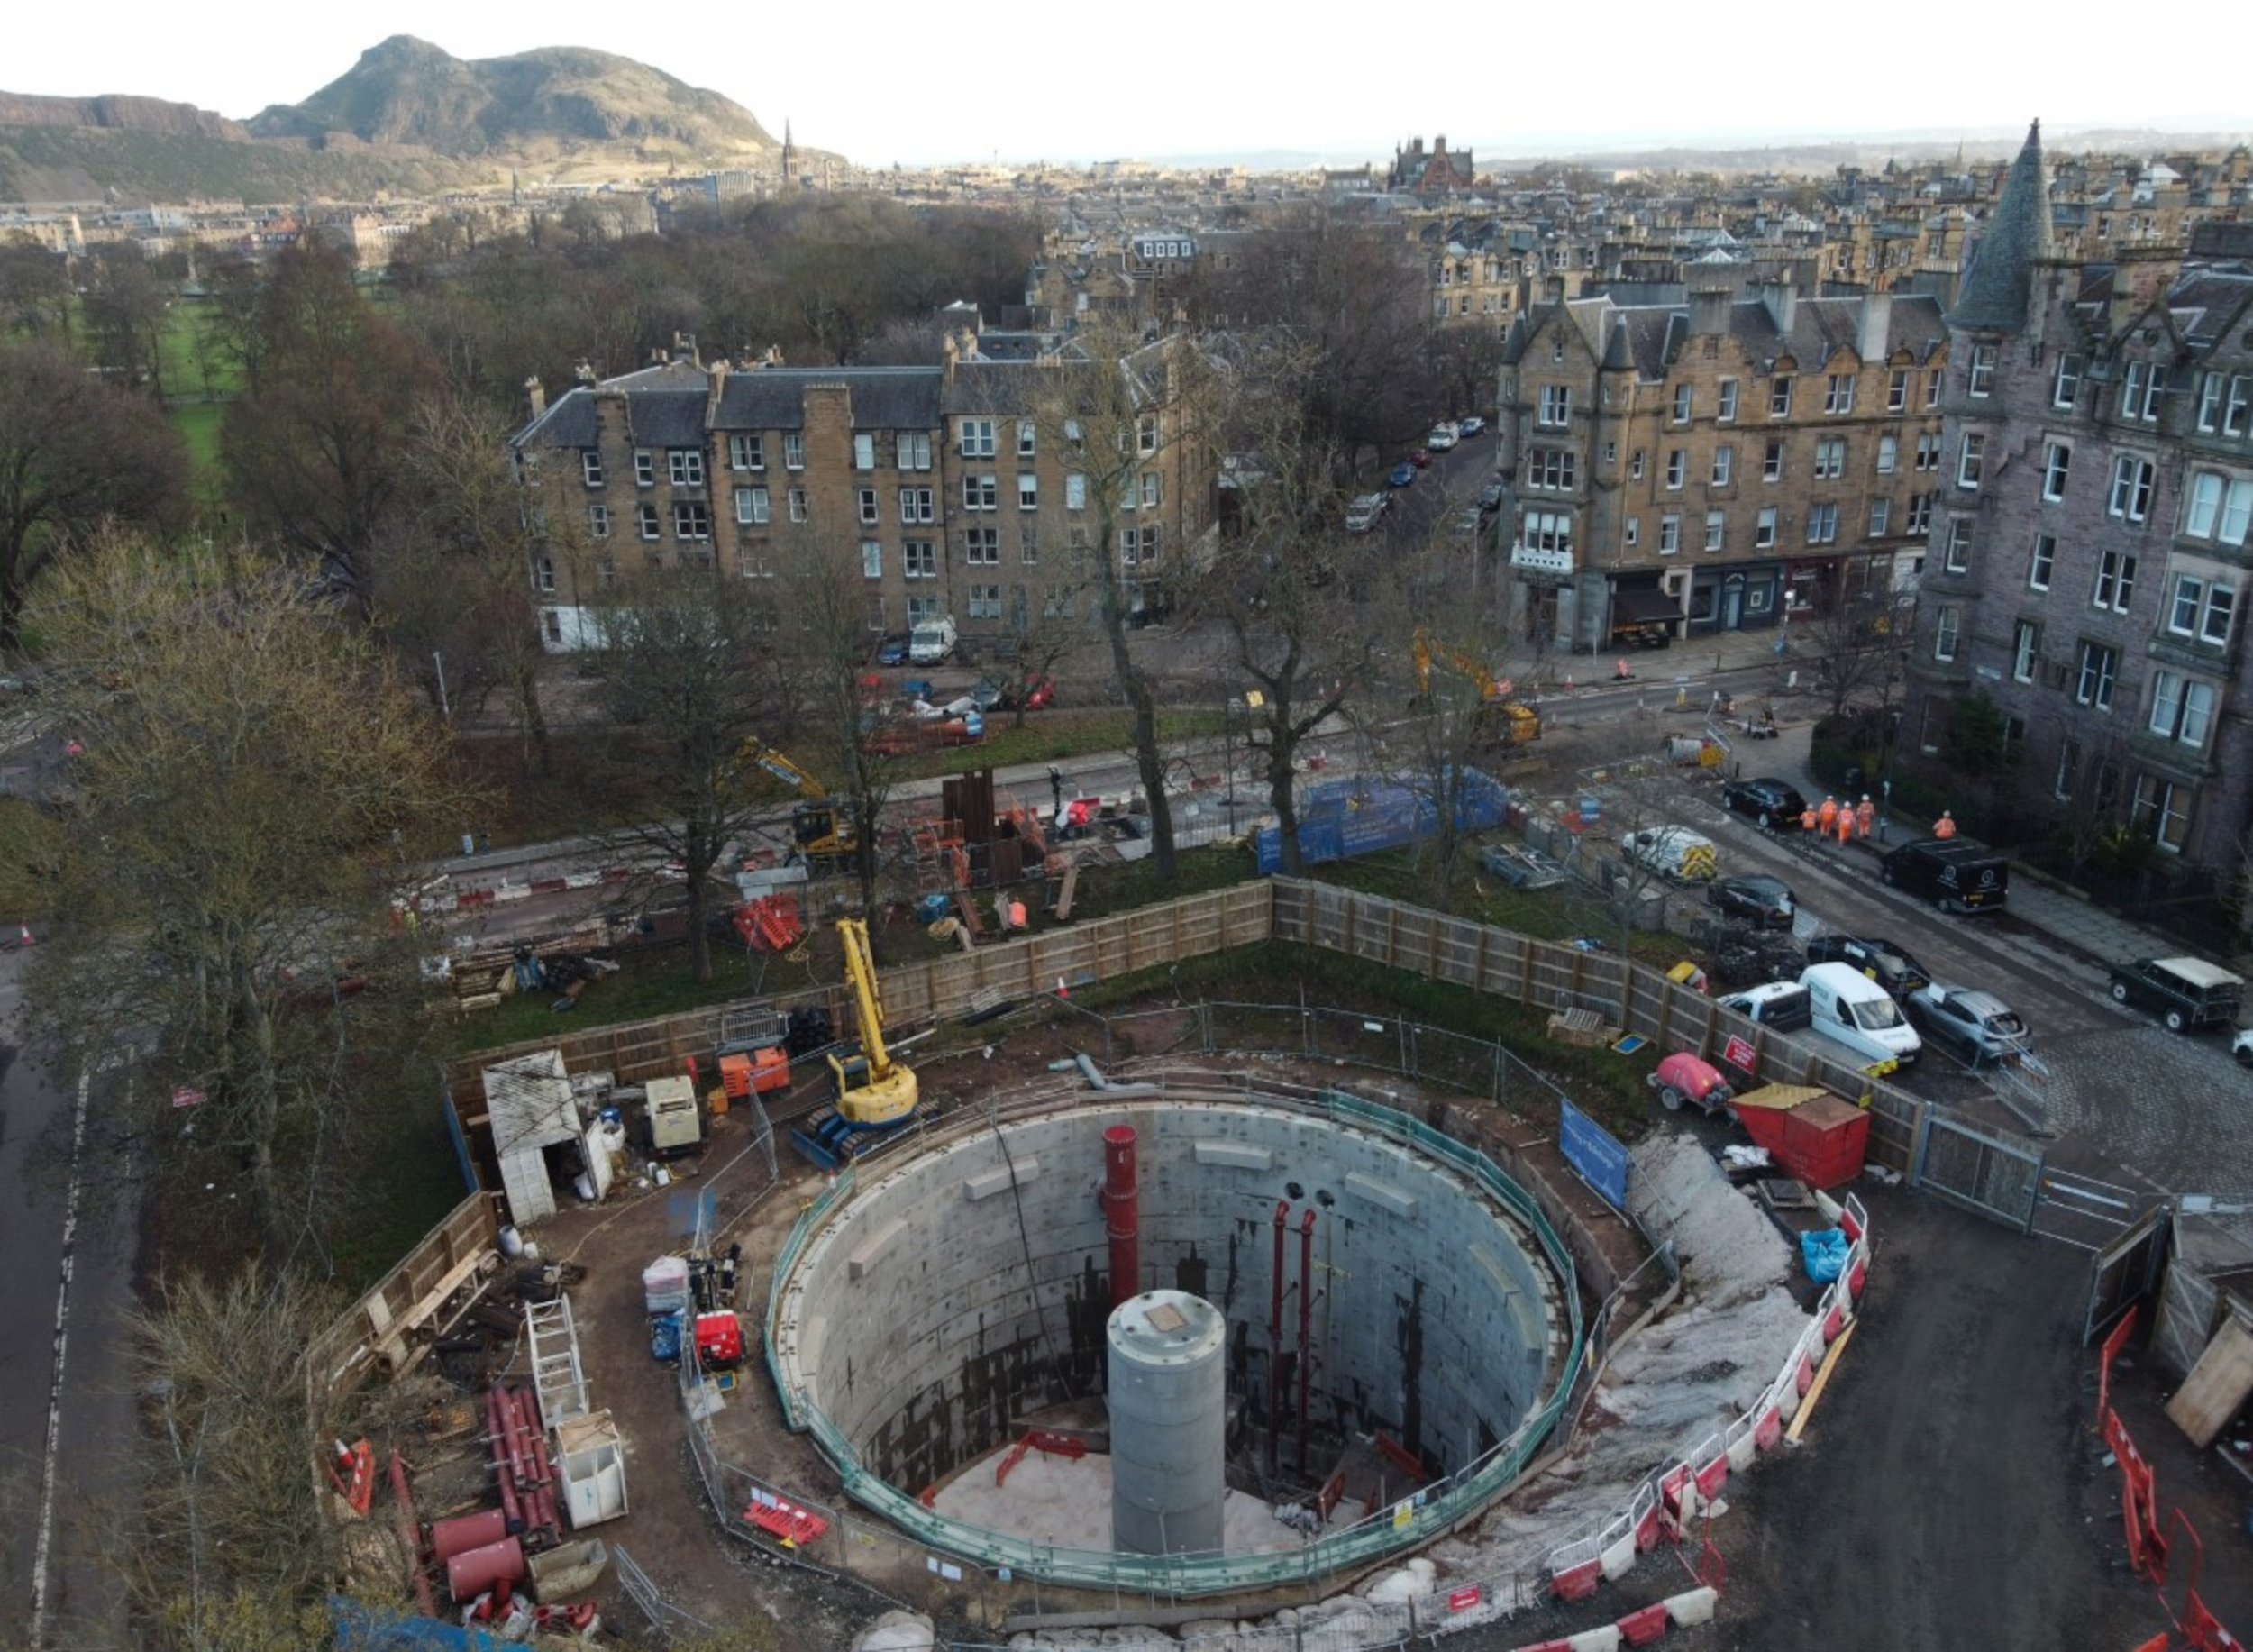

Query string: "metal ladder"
[[525, 1296, 590, 1428]]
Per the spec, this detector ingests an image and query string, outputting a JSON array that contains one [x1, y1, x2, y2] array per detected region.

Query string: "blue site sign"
[[1559, 1100, 1629, 1211]]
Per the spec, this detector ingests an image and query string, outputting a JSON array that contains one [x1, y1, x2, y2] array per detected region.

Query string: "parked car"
[[1458, 415, 1487, 437], [1425, 422, 1460, 452], [2234, 1027, 2253, 1067], [1345, 492, 1390, 532], [1906, 984, 2031, 1064], [1476, 477, 1508, 514], [1716, 980, 1812, 1030], [1879, 835, 2009, 913], [1649, 1051, 1733, 1114], [2107, 956, 2245, 1033], [1719, 776, 1809, 830], [1707, 873, 1795, 927], [874, 634, 910, 667], [1409, 448, 1434, 468], [1388, 461, 1418, 488], [1803, 934, 1931, 997]]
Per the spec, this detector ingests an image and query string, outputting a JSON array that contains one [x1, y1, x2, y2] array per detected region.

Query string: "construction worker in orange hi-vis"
[[1836, 804, 1853, 845], [1818, 796, 1839, 836], [1934, 809, 1957, 839], [1856, 795, 1876, 838], [1801, 803, 1819, 833]]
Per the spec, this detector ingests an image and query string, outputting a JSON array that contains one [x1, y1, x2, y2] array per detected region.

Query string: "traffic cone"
[[1056, 975, 1069, 999], [16, 925, 31, 946]]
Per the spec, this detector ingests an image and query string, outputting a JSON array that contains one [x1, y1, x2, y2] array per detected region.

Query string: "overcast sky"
[[14, 4, 2250, 168]]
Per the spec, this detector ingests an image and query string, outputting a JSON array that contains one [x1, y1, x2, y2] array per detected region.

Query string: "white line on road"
[[29, 1069, 89, 1652]]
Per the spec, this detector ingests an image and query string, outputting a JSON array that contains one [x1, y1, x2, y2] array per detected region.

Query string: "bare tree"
[[579, 571, 778, 982], [1802, 577, 1902, 721], [0, 337, 189, 648], [766, 525, 913, 917], [1025, 324, 1217, 881], [385, 395, 556, 771], [29, 535, 466, 1267]]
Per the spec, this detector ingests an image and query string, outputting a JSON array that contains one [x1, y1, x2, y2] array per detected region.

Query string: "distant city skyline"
[[14, 2, 2251, 170]]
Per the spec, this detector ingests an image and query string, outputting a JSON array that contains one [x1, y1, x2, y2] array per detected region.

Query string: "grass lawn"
[[169, 400, 228, 505]]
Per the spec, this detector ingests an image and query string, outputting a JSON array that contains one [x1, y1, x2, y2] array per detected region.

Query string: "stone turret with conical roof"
[[1949, 121, 2051, 333]]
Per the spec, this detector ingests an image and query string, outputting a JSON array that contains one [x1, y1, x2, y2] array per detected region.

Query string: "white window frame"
[[783, 433, 806, 470], [856, 488, 880, 526], [1876, 434, 1897, 475], [1934, 603, 1961, 662], [963, 526, 1000, 566], [2011, 620, 2038, 682], [959, 418, 996, 458], [2029, 534, 2055, 591], [1657, 515, 1680, 554], [1825, 373, 1856, 415], [1711, 446, 1733, 487], [1769, 377, 1792, 419], [2130, 773, 2193, 853], [895, 431, 931, 471], [1019, 473, 1040, 511], [862, 541, 884, 578], [636, 502, 661, 540], [903, 541, 937, 580], [1703, 511, 1725, 552], [1717, 379, 1738, 423], [898, 486, 935, 525], [2054, 354, 2083, 410], [2109, 454, 2155, 521], [581, 450, 606, 488], [634, 450, 656, 488], [1763, 439, 1784, 481], [730, 433, 764, 471], [1887, 369, 1910, 413], [788, 488, 807, 523], [1756, 506, 1778, 548], [1869, 497, 1892, 538], [1957, 433, 1985, 490], [2092, 550, 2138, 614], [1017, 420, 1037, 458], [1066, 473, 1087, 511], [1967, 342, 1997, 397], [1538, 385, 1572, 428], [963, 474, 997, 512], [1665, 449, 1686, 490], [1806, 502, 1838, 545], [1814, 437, 1846, 480], [1672, 384, 1692, 424], [2042, 441, 2071, 502], [735, 486, 770, 525], [1944, 517, 1973, 572]]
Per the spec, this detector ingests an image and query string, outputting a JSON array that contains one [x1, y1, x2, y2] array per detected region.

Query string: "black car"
[[1706, 874, 1795, 928], [1803, 934, 1931, 997], [1719, 776, 1809, 830]]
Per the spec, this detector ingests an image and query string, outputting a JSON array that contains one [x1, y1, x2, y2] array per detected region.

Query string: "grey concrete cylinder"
[[1108, 1289, 1227, 1556]]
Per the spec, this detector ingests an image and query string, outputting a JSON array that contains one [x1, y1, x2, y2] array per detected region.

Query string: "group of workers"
[[1793, 797, 1957, 844]]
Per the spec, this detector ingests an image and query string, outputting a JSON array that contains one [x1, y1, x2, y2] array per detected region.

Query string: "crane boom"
[[825, 917, 917, 1127], [836, 917, 892, 1077]]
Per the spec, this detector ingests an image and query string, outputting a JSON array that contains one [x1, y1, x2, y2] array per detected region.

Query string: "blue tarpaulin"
[[1801, 1228, 1849, 1283], [1254, 768, 1511, 873], [333, 1599, 506, 1651]]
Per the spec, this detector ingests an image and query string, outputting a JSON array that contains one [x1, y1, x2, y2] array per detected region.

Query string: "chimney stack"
[[1856, 292, 1893, 363], [524, 376, 545, 419], [1688, 286, 1732, 337], [1759, 279, 1797, 336], [706, 358, 729, 423]]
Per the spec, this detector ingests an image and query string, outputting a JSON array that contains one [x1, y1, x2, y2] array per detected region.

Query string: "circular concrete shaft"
[[1107, 1290, 1227, 1556]]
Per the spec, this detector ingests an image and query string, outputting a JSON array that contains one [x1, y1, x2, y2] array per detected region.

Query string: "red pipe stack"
[[1102, 1125, 1141, 1310]]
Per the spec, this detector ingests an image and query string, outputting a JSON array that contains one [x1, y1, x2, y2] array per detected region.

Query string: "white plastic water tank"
[[1108, 1289, 1227, 1556]]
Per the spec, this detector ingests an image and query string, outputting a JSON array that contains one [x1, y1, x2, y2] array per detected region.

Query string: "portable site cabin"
[[483, 1049, 614, 1227]]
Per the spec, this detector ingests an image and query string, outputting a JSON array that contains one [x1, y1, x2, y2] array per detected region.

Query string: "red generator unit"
[[695, 1310, 744, 1370]]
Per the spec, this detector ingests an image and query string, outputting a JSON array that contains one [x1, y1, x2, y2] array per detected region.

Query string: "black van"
[[1878, 837, 2009, 914]]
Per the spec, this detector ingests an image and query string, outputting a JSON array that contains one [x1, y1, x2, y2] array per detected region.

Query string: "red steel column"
[[1102, 1125, 1141, 1310], [1297, 1209, 1318, 1473], [1270, 1200, 1290, 1474]]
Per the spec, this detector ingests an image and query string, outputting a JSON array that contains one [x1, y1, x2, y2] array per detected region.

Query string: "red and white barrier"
[[1512, 1587, 1719, 1651], [1542, 1193, 1871, 1610]]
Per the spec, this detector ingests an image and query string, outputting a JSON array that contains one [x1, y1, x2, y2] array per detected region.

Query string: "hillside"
[[0, 36, 781, 205], [249, 35, 775, 159]]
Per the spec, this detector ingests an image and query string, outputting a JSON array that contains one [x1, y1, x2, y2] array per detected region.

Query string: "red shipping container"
[[1733, 1085, 1869, 1190]]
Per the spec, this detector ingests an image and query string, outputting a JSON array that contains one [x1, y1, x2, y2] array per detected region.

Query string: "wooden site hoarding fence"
[[441, 877, 1925, 1183]]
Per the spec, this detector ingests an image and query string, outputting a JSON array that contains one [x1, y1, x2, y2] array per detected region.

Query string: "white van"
[[1621, 826, 1718, 882], [909, 615, 958, 665], [1800, 961, 1922, 1067]]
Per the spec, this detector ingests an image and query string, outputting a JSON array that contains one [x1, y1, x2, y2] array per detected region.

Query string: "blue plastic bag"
[[1801, 1228, 1849, 1284]]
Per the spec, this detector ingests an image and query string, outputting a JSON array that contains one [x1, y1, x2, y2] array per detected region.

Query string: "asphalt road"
[[0, 946, 135, 1650]]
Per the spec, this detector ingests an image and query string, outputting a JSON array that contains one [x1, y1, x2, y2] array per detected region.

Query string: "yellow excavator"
[[1409, 629, 1542, 752], [735, 739, 858, 864], [790, 917, 919, 1168]]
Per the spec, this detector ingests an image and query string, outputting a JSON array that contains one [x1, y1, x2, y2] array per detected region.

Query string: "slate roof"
[[1950, 121, 2052, 333], [711, 368, 944, 431], [1581, 291, 1952, 380]]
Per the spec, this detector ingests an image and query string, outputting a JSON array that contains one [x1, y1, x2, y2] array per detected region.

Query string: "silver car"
[[1906, 984, 2031, 1063]]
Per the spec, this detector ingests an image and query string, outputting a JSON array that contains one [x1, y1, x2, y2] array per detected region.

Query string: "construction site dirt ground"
[[497, 1018, 2246, 1651]]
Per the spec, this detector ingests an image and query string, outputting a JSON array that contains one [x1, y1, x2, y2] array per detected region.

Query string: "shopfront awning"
[[1610, 587, 1681, 625]]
